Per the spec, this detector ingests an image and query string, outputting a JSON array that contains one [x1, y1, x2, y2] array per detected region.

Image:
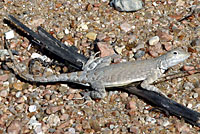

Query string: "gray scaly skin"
[[9, 48, 190, 99]]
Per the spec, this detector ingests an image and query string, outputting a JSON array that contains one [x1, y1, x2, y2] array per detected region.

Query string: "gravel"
[[0, 0, 200, 133]]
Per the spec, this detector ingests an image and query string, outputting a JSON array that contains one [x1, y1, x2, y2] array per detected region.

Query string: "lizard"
[[6, 44, 190, 99]]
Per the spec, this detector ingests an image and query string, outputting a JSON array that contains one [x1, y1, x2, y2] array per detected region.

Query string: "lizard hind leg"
[[89, 81, 107, 99]]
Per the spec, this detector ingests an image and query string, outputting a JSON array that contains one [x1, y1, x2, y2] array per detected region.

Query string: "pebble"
[[110, 0, 144, 12], [0, 89, 8, 97], [162, 42, 172, 51], [149, 36, 160, 46], [13, 82, 24, 90], [97, 33, 107, 41], [157, 31, 173, 42], [29, 105, 37, 112], [64, 28, 70, 35], [193, 93, 198, 98], [46, 105, 63, 114], [114, 45, 125, 54], [163, 121, 170, 127], [187, 103, 192, 109], [0, 74, 9, 82], [182, 65, 195, 75], [7, 120, 22, 134], [128, 100, 137, 110], [183, 82, 195, 91], [47, 114, 61, 127], [79, 22, 88, 30], [145, 117, 156, 124], [120, 22, 132, 32], [15, 91, 21, 98], [86, 32, 97, 40], [5, 30, 15, 39], [31, 53, 50, 62], [134, 50, 145, 59], [68, 128, 76, 134], [97, 42, 115, 57], [191, 38, 200, 46]]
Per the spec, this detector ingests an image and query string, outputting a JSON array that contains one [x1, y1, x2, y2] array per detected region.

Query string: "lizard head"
[[159, 48, 190, 70]]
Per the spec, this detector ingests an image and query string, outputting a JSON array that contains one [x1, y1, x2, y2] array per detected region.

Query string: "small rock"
[[129, 126, 140, 133], [7, 120, 22, 134], [163, 121, 170, 127], [149, 36, 160, 46], [29, 105, 37, 112], [0, 74, 9, 82], [191, 38, 200, 46], [110, 0, 144, 12], [134, 50, 145, 59], [145, 117, 156, 124], [86, 32, 97, 40], [120, 92, 129, 100], [15, 91, 21, 98], [89, 119, 101, 131], [68, 128, 76, 134], [120, 22, 132, 32], [187, 103, 192, 108], [21, 41, 29, 48], [46, 105, 63, 114], [183, 82, 195, 91], [13, 82, 24, 90], [97, 33, 107, 41], [132, 43, 145, 53], [127, 100, 137, 110], [193, 93, 198, 98], [79, 23, 88, 30], [157, 31, 173, 42], [0, 89, 8, 98], [64, 28, 70, 35], [29, 18, 45, 27], [47, 114, 60, 127], [114, 45, 125, 54], [162, 42, 172, 51], [182, 65, 195, 75], [97, 42, 115, 57], [5, 30, 15, 40], [60, 114, 69, 121]]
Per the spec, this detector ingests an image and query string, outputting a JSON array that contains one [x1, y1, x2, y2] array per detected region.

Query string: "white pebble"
[[193, 93, 198, 98], [29, 105, 37, 112], [16, 91, 21, 98], [68, 128, 75, 134], [187, 103, 192, 109], [64, 28, 70, 35], [5, 30, 15, 39], [163, 121, 170, 127], [149, 36, 160, 46]]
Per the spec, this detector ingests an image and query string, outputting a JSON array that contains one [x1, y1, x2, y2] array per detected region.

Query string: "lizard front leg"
[[140, 70, 167, 97], [89, 81, 107, 99]]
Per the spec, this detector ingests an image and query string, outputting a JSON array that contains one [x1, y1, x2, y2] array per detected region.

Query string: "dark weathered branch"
[[6, 15, 88, 70]]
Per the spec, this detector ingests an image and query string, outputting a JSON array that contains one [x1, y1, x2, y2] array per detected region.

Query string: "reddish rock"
[[162, 42, 172, 51], [97, 42, 115, 57], [127, 100, 137, 110], [7, 120, 22, 134], [0, 74, 9, 82], [157, 31, 173, 41], [182, 65, 195, 75], [46, 105, 63, 114]]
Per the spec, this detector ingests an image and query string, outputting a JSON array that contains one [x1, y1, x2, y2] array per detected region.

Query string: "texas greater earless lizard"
[[7, 46, 190, 99]]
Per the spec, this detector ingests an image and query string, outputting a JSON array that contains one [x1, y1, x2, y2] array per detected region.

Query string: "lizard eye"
[[173, 51, 178, 55]]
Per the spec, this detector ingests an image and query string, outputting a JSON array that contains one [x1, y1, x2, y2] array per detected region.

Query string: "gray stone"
[[110, 0, 144, 12]]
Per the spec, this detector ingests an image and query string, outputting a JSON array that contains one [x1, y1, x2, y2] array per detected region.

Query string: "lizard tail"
[[5, 39, 87, 84]]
